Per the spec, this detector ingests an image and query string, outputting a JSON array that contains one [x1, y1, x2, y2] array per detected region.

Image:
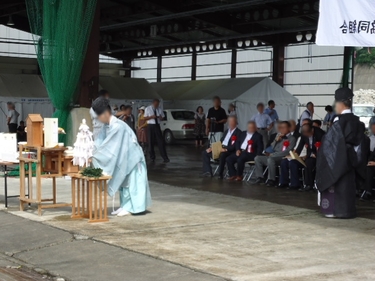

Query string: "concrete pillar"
[[272, 45, 285, 87], [231, 49, 237, 78], [78, 0, 100, 108], [122, 59, 133, 78], [342, 46, 353, 89], [191, 52, 197, 80], [156, 55, 162, 82]]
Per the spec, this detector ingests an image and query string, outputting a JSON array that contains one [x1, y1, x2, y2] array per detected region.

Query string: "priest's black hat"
[[335, 87, 354, 102], [92, 96, 111, 116]]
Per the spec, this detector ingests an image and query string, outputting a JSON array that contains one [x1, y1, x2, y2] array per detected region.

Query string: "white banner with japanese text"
[[316, 0, 375, 47]]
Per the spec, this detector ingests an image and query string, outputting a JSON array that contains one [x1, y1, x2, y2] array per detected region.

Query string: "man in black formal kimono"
[[226, 121, 263, 181], [316, 88, 366, 218], [202, 116, 242, 179]]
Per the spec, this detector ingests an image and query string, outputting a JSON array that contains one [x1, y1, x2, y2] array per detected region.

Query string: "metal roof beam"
[[100, 0, 288, 31], [102, 24, 316, 56], [104, 19, 216, 43], [0, 3, 26, 18], [0, 14, 30, 33], [100, 1, 164, 23]]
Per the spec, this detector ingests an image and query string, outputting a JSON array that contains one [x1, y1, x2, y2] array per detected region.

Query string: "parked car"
[[160, 109, 197, 144], [352, 104, 374, 128]]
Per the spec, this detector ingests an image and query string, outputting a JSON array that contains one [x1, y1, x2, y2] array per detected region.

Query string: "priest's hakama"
[[91, 97, 151, 216]]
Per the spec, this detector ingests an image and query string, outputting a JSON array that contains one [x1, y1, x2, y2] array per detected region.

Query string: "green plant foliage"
[[355, 48, 375, 68], [81, 167, 103, 178]]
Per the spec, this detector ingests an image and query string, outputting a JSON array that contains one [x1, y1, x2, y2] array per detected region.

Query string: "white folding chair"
[[243, 161, 256, 181], [211, 158, 220, 176]]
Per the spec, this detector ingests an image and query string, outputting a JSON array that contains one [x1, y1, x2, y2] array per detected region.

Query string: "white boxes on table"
[[0, 133, 18, 162], [44, 118, 59, 148]]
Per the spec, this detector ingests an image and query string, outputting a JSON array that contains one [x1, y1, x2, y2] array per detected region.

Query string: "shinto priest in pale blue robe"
[[92, 115, 151, 213]]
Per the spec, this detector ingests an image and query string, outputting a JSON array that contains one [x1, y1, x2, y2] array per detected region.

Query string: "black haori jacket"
[[316, 113, 365, 192]]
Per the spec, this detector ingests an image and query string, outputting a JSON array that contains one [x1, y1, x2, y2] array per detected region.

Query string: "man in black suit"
[[226, 121, 263, 181], [297, 123, 325, 191], [202, 116, 242, 179], [280, 122, 325, 191]]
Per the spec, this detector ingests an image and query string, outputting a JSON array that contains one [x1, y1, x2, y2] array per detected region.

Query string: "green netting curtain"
[[26, 0, 97, 143]]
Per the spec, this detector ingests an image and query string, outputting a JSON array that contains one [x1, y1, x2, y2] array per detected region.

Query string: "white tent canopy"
[[0, 75, 159, 133], [99, 77, 161, 110], [152, 77, 299, 130], [0, 74, 53, 132]]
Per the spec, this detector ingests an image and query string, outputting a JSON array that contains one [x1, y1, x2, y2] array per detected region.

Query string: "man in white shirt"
[[202, 116, 241, 178], [90, 89, 110, 140], [7, 102, 19, 133], [264, 100, 279, 135], [226, 121, 263, 181], [251, 102, 273, 148], [299, 102, 314, 126], [144, 99, 169, 163]]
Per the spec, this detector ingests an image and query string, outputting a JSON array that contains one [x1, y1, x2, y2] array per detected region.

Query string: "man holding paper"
[[201, 116, 241, 179], [279, 121, 325, 190], [226, 121, 263, 181]]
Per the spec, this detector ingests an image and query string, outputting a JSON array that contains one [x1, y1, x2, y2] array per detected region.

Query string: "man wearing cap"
[[251, 102, 273, 148], [316, 88, 367, 219]]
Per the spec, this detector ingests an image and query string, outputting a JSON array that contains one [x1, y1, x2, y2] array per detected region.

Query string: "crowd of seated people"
[[200, 97, 375, 202]]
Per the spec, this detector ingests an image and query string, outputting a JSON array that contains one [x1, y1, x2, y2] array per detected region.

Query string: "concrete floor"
[[0, 212, 224, 281], [0, 143, 374, 281], [147, 143, 375, 219]]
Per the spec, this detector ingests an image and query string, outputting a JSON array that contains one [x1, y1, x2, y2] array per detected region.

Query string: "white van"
[[352, 104, 374, 128]]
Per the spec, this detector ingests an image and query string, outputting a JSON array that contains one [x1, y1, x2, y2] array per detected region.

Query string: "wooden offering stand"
[[19, 145, 72, 216], [71, 174, 111, 223], [26, 114, 43, 147]]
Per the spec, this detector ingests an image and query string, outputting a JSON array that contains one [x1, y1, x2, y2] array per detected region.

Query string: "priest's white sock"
[[111, 207, 123, 215], [117, 209, 130, 217]]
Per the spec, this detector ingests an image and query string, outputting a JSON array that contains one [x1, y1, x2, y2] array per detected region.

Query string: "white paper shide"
[[73, 119, 94, 167]]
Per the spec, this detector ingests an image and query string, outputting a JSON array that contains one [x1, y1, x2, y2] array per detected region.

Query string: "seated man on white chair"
[[226, 121, 263, 181], [201, 116, 241, 179]]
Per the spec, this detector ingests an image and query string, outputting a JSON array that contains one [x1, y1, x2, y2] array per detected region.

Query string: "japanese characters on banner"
[[316, 0, 375, 47]]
